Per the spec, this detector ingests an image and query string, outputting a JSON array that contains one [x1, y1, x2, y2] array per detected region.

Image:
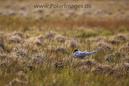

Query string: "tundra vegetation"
[[0, 1, 129, 86]]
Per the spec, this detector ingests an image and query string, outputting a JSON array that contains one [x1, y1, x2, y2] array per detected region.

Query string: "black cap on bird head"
[[73, 49, 78, 53]]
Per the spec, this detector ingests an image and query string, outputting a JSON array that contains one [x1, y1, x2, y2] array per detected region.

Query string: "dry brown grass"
[[0, 1, 129, 86]]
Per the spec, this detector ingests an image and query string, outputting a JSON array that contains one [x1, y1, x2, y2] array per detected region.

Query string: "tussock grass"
[[0, 15, 129, 86], [0, 0, 129, 85]]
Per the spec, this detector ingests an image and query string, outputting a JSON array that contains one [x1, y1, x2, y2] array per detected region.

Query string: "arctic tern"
[[73, 49, 98, 58]]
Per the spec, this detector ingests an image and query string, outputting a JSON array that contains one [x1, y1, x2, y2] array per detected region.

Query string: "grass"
[[0, 16, 129, 32], [0, 1, 129, 85], [0, 16, 129, 86]]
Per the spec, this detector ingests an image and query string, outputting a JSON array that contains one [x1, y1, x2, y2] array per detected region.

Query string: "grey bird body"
[[74, 49, 98, 58]]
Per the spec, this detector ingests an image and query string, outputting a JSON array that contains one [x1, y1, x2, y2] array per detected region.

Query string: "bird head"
[[73, 49, 78, 53]]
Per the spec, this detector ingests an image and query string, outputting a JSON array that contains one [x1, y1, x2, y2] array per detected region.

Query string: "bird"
[[73, 49, 99, 58]]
